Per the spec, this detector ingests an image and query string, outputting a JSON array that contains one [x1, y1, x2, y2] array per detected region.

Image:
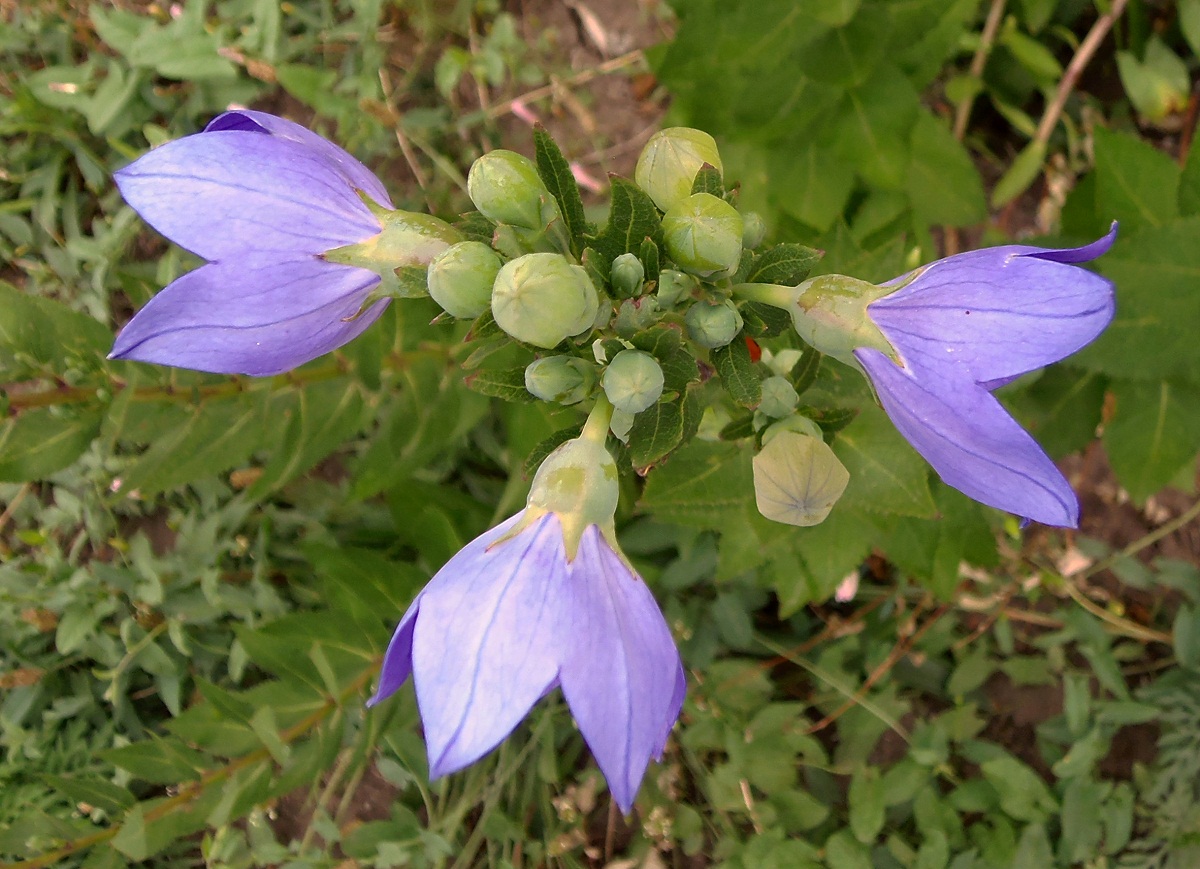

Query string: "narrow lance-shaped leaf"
[[591, 177, 664, 265], [534, 125, 589, 256]]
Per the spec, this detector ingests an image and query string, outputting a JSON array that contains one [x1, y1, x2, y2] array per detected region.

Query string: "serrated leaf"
[[534, 125, 589, 255], [906, 111, 986, 227], [640, 237, 660, 280], [746, 243, 823, 286], [628, 383, 701, 469], [590, 177, 663, 265], [690, 163, 724, 197], [712, 337, 762, 407], [740, 300, 794, 338], [0, 281, 111, 376], [246, 379, 367, 497], [43, 774, 136, 815], [790, 345, 821, 396], [719, 414, 755, 441], [0, 407, 103, 482], [1093, 126, 1179, 230], [641, 439, 754, 528], [833, 405, 935, 516], [1103, 378, 1200, 501], [463, 367, 535, 402], [454, 211, 495, 244]]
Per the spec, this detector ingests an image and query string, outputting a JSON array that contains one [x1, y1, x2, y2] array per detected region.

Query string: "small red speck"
[[744, 336, 762, 362]]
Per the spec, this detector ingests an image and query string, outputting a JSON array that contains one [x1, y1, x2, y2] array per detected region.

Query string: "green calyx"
[[324, 204, 463, 302], [522, 397, 619, 559], [732, 274, 899, 367]]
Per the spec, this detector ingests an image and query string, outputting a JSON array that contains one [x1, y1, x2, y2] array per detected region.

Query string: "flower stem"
[[730, 281, 799, 311], [581, 393, 614, 444]]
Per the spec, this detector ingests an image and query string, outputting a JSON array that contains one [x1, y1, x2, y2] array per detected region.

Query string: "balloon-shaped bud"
[[685, 298, 743, 349], [614, 296, 660, 338], [663, 193, 744, 277], [611, 252, 646, 298], [656, 269, 698, 308], [601, 349, 665, 414], [753, 431, 849, 527], [468, 150, 556, 230], [427, 241, 502, 319], [742, 212, 766, 250], [761, 413, 823, 445], [635, 127, 724, 212], [758, 375, 799, 419], [524, 356, 596, 405], [491, 253, 600, 349]]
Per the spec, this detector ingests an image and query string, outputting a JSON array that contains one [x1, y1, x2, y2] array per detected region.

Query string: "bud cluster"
[[410, 126, 845, 527]]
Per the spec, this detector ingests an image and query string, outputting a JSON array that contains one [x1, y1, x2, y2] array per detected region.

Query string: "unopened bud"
[[427, 241, 502, 319], [656, 269, 698, 308], [611, 253, 645, 298], [468, 150, 557, 230], [524, 356, 596, 405], [601, 349, 664, 414], [635, 127, 724, 212], [753, 430, 849, 527], [491, 253, 600, 348], [685, 299, 743, 349], [758, 376, 799, 419], [663, 193, 743, 277], [742, 212, 766, 249], [762, 413, 824, 445]]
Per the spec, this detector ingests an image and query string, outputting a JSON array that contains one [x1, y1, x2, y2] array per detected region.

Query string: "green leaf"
[[1075, 219, 1200, 381], [690, 163, 724, 197], [980, 757, 1058, 822], [740, 300, 794, 338], [245, 379, 368, 497], [590, 177, 664, 265], [640, 439, 753, 526], [789, 345, 821, 396], [992, 140, 1047, 209], [1093, 126, 1180, 230], [640, 237, 660, 280], [103, 736, 207, 784], [832, 405, 935, 516], [712, 336, 762, 407], [770, 143, 855, 232], [831, 65, 921, 191], [463, 366, 536, 402], [906, 111, 986, 227], [628, 384, 701, 469], [43, 775, 136, 815], [533, 125, 589, 255], [118, 393, 270, 494], [1103, 378, 1200, 500], [0, 407, 103, 482], [1183, 0, 1200, 56], [1011, 823, 1054, 869], [0, 281, 111, 376], [523, 425, 582, 477], [1009, 365, 1106, 458], [747, 243, 824, 286], [849, 768, 886, 844], [1116, 38, 1190, 123]]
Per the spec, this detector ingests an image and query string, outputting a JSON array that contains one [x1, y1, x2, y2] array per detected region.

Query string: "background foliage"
[[2, 0, 1200, 866]]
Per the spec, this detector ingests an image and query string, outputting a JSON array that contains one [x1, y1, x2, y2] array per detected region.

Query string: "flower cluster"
[[112, 112, 1118, 813]]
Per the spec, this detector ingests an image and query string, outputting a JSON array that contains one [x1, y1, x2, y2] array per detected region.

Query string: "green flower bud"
[[635, 127, 724, 212], [614, 297, 660, 339], [468, 150, 556, 230], [758, 375, 799, 419], [685, 298, 743, 349], [491, 253, 600, 349], [426, 241, 502, 319], [601, 349, 664, 415], [611, 252, 645, 298], [656, 269, 698, 308], [762, 413, 824, 445], [663, 193, 744, 277], [524, 356, 596, 405], [753, 430, 849, 527], [742, 212, 766, 249]]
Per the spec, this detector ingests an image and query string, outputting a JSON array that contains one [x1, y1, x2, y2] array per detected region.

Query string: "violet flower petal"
[[410, 513, 568, 778], [855, 348, 1079, 527], [868, 228, 1116, 385], [368, 599, 420, 705], [114, 132, 381, 260], [203, 110, 393, 209], [558, 526, 685, 814], [109, 256, 383, 376]]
